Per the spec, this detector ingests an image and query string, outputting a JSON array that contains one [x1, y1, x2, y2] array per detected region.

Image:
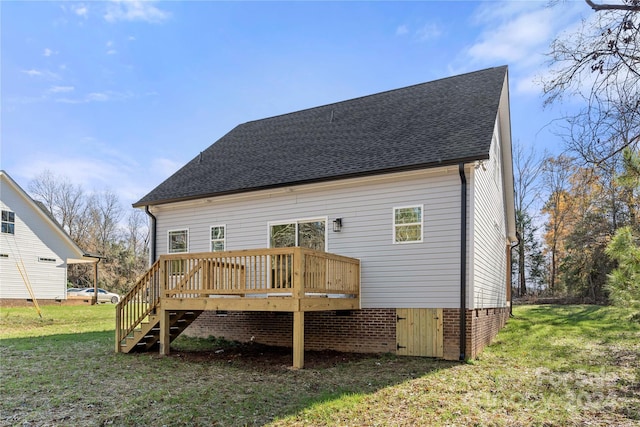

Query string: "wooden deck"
[[115, 247, 360, 368]]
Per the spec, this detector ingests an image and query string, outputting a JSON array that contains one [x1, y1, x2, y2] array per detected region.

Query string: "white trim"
[[392, 204, 423, 244], [146, 166, 458, 213], [210, 224, 226, 252], [267, 216, 328, 252], [167, 228, 189, 253]]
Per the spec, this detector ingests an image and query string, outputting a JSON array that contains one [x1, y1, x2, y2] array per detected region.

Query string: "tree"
[[513, 143, 546, 296], [541, 155, 576, 291], [513, 210, 547, 295], [543, 1, 639, 165], [605, 226, 640, 315], [28, 171, 148, 293], [585, 0, 640, 12], [616, 147, 640, 226], [28, 170, 89, 244]]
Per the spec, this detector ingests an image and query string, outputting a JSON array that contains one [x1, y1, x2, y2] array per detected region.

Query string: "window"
[[210, 225, 226, 252], [168, 229, 188, 253], [393, 205, 423, 243], [1, 210, 15, 234], [38, 257, 56, 263], [269, 218, 326, 251]]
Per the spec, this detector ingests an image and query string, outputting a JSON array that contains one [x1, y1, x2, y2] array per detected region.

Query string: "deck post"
[[115, 303, 122, 353], [159, 305, 171, 356], [292, 248, 305, 369], [293, 311, 304, 369]]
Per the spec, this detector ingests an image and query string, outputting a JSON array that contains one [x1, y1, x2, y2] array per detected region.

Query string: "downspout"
[[510, 233, 521, 317], [458, 163, 467, 361], [144, 206, 157, 265]]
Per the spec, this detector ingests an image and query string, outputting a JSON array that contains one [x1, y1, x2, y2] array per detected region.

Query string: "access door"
[[396, 308, 443, 357]]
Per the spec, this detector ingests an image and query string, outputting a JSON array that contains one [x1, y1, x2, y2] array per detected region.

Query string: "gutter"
[[133, 156, 490, 208], [144, 206, 157, 264], [458, 163, 467, 361]]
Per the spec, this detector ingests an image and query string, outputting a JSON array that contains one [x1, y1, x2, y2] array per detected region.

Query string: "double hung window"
[[210, 225, 226, 252], [167, 229, 188, 274], [393, 205, 423, 243], [1, 210, 15, 234]]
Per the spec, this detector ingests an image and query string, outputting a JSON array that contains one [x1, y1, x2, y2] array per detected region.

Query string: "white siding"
[[151, 168, 463, 308], [0, 176, 78, 300], [469, 121, 509, 309]]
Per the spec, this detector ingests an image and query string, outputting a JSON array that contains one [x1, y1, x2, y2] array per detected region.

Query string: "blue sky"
[[2, 0, 590, 209]]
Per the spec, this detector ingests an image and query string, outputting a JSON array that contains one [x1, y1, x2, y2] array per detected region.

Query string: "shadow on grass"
[[0, 330, 459, 426]]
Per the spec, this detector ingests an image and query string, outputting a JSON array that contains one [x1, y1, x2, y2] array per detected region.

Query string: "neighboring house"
[[0, 171, 97, 305], [122, 66, 516, 366]]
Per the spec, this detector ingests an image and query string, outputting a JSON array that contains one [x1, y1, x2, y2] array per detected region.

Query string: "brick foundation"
[[184, 306, 509, 359], [185, 309, 397, 354], [443, 307, 510, 360]]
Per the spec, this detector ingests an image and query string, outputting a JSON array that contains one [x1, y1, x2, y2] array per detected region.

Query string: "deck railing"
[[115, 247, 360, 350]]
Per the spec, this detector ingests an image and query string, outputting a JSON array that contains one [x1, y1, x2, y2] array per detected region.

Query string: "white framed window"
[[2, 210, 15, 235], [393, 205, 423, 244], [268, 217, 327, 252], [168, 229, 189, 253], [210, 225, 226, 252]]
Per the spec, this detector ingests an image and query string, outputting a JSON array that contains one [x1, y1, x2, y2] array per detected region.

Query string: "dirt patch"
[[168, 342, 374, 370]]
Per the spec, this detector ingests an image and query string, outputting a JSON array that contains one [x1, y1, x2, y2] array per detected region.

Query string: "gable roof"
[[0, 170, 96, 264], [135, 66, 508, 207]]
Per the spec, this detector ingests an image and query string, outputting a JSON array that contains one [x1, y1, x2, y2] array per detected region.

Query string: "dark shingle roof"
[[134, 66, 508, 207]]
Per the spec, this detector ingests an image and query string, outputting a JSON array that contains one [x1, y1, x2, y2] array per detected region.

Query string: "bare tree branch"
[[585, 0, 640, 12]]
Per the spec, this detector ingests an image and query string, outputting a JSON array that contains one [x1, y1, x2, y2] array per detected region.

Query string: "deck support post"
[[293, 311, 304, 369], [159, 307, 171, 356]]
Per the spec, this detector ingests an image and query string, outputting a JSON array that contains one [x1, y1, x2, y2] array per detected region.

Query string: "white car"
[[71, 288, 120, 304]]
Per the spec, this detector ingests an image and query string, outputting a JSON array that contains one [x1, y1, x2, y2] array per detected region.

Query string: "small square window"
[[168, 229, 188, 253]]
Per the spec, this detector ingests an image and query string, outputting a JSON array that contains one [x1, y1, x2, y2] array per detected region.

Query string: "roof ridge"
[[240, 65, 508, 125]]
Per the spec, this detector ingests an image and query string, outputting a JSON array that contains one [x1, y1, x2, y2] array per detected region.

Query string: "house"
[[0, 171, 98, 306], [119, 66, 516, 367]]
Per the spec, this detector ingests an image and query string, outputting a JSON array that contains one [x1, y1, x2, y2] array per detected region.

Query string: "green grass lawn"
[[0, 304, 638, 426]]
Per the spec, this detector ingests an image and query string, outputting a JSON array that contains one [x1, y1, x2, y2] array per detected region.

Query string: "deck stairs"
[[119, 310, 203, 353]]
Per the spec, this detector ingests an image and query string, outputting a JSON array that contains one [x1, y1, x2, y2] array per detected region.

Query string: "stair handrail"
[[115, 259, 162, 351]]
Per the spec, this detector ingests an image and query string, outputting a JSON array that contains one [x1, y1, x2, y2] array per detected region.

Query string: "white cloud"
[[396, 25, 409, 36], [466, 2, 586, 67], [459, 1, 588, 97], [152, 157, 184, 178], [22, 69, 43, 77], [55, 90, 133, 104], [467, 7, 558, 66], [415, 23, 442, 42], [43, 48, 58, 57], [72, 4, 89, 18], [395, 22, 442, 42], [104, 0, 170, 24], [106, 40, 117, 55], [22, 69, 60, 80], [48, 86, 75, 93]]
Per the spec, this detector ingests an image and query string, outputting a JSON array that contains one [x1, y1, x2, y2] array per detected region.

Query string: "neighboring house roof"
[[135, 66, 509, 207], [0, 170, 96, 264]]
